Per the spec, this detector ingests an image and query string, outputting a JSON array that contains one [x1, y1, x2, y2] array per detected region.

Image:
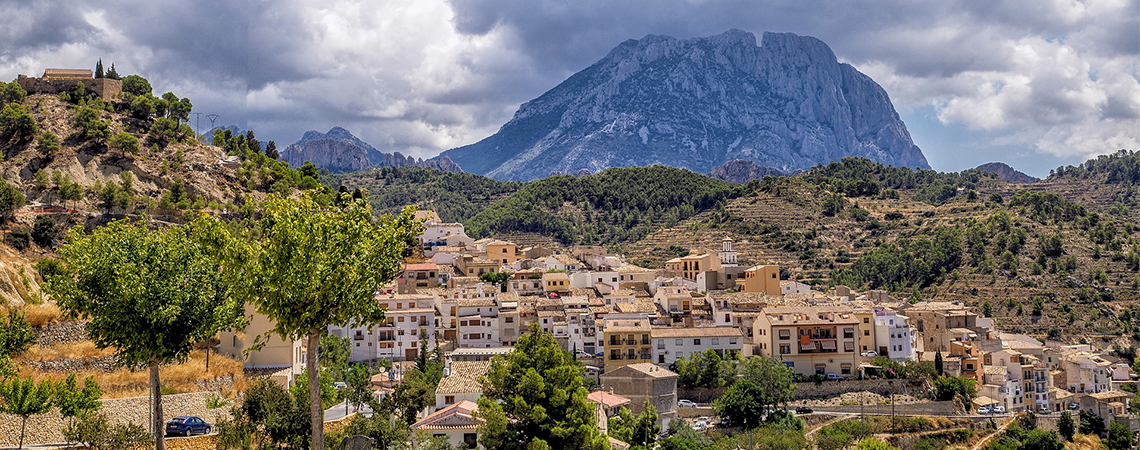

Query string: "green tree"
[[0, 375, 55, 449], [738, 356, 796, 417], [36, 130, 60, 154], [935, 351, 944, 376], [95, 60, 104, 78], [105, 64, 120, 80], [0, 312, 35, 357], [1106, 421, 1132, 450], [1, 103, 37, 143], [1058, 411, 1075, 441], [933, 376, 975, 402], [0, 178, 25, 222], [108, 132, 140, 157], [121, 75, 152, 97], [345, 363, 373, 411], [319, 333, 350, 381], [236, 194, 418, 450], [217, 378, 308, 449], [713, 379, 766, 429], [45, 216, 245, 450], [609, 400, 660, 448], [475, 323, 608, 450], [54, 373, 103, 437], [74, 106, 109, 141], [266, 141, 279, 160], [1079, 410, 1106, 436], [0, 81, 27, 105], [32, 215, 57, 248]]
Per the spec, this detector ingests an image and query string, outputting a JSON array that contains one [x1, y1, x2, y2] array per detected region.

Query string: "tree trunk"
[[18, 416, 26, 450], [151, 360, 165, 450], [308, 330, 323, 450]]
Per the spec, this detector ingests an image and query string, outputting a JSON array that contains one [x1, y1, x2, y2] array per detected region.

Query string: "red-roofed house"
[[586, 389, 632, 417], [411, 400, 483, 449]]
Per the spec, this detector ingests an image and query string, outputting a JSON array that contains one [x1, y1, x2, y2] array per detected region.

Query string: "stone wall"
[[33, 321, 89, 346], [16, 75, 122, 101], [676, 378, 928, 404], [0, 391, 232, 447]]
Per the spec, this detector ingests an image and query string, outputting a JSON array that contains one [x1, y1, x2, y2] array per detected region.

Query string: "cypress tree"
[[94, 60, 104, 78]]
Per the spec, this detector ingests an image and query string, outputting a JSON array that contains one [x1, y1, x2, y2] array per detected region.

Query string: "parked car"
[[575, 351, 592, 358], [795, 406, 814, 414], [1038, 406, 1052, 414], [861, 351, 878, 357], [977, 406, 992, 414], [692, 421, 708, 432], [993, 406, 1007, 414], [825, 373, 846, 381], [1068, 402, 1080, 410], [678, 399, 698, 408], [166, 416, 211, 436]]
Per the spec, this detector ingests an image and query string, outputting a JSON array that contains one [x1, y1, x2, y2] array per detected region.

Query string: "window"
[[730, 338, 737, 345], [693, 339, 701, 345], [780, 344, 791, 354], [863, 318, 869, 324], [863, 330, 870, 336], [841, 364, 852, 375], [711, 338, 719, 345], [398, 316, 404, 322], [505, 317, 514, 323], [844, 328, 854, 338], [779, 330, 790, 340], [675, 339, 683, 345]]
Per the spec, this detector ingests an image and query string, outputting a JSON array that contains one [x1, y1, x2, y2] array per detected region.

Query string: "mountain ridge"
[[281, 127, 461, 173], [441, 29, 929, 181]]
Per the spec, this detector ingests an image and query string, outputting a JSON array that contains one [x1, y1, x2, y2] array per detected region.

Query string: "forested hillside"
[[463, 166, 742, 244], [325, 166, 522, 223]]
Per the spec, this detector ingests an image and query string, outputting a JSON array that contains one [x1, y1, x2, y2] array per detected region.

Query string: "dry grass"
[[20, 341, 114, 360], [21, 302, 62, 326], [1068, 434, 1103, 450], [17, 349, 245, 399]]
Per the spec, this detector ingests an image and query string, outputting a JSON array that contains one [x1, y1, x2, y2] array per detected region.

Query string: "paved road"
[[325, 400, 374, 422]]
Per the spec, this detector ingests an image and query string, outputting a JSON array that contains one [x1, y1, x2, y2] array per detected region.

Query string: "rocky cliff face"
[[709, 159, 788, 183], [976, 162, 1037, 183], [441, 30, 928, 181], [281, 127, 461, 173]]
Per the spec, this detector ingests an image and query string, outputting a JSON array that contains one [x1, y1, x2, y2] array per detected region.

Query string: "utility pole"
[[192, 112, 202, 140]]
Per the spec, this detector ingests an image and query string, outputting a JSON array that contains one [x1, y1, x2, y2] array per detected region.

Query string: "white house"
[[873, 309, 915, 360], [651, 326, 743, 366], [411, 400, 483, 449], [329, 293, 437, 362], [456, 298, 499, 348], [435, 360, 492, 411]]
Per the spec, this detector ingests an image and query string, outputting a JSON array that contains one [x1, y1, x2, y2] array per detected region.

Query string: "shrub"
[[0, 178, 25, 222], [7, 227, 30, 250], [36, 130, 60, 154], [62, 412, 153, 450], [32, 214, 56, 247], [74, 106, 109, 141]]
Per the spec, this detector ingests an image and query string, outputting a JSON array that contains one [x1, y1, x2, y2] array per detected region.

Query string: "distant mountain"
[[976, 162, 1037, 183], [281, 127, 461, 173], [441, 29, 929, 181], [709, 160, 788, 183]]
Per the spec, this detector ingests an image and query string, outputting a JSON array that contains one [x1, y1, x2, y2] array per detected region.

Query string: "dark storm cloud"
[[1, 0, 1136, 163]]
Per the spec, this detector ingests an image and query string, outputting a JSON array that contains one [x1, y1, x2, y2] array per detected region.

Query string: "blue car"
[[165, 416, 211, 436]]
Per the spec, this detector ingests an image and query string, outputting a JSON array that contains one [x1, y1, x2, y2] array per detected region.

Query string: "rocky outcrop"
[[442, 30, 929, 181], [280, 127, 461, 173], [0, 244, 42, 307], [976, 162, 1037, 183], [709, 159, 788, 183]]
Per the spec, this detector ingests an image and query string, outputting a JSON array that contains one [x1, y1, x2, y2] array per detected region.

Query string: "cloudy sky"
[[1, 0, 1137, 177]]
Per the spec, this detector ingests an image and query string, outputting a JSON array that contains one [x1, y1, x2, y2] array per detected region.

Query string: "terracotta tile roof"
[[604, 318, 650, 333], [411, 400, 483, 430], [457, 298, 496, 307], [614, 265, 654, 273], [570, 287, 599, 298], [651, 326, 742, 338], [763, 306, 859, 325], [435, 361, 492, 394], [586, 390, 632, 408], [404, 263, 439, 271], [603, 363, 678, 379]]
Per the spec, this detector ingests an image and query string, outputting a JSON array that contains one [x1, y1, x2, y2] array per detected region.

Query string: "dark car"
[[795, 406, 814, 414], [166, 416, 211, 436]]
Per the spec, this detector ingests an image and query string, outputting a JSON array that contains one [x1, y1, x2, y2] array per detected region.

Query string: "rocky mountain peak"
[[441, 29, 928, 181], [281, 127, 461, 173]]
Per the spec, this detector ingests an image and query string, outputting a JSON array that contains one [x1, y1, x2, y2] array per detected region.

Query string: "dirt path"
[[804, 415, 846, 439], [970, 417, 1013, 450]]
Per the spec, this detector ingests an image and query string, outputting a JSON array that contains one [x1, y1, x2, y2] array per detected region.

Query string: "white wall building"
[[651, 327, 744, 366], [873, 310, 915, 360], [329, 293, 437, 362]]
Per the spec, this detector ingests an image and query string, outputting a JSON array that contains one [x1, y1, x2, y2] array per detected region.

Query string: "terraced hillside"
[[626, 167, 1140, 343]]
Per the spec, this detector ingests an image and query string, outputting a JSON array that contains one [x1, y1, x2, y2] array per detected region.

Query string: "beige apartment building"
[[218, 304, 304, 386], [736, 265, 781, 295], [753, 306, 861, 377]]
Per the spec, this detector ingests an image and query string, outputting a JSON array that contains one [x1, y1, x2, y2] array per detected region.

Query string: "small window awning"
[[820, 340, 837, 351], [800, 343, 816, 351]]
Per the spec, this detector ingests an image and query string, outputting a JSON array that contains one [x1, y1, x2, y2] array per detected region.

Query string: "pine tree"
[[476, 323, 609, 450], [1058, 411, 1075, 441], [105, 63, 120, 80]]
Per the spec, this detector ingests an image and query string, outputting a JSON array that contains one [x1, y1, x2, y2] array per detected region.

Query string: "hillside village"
[[1, 67, 1138, 450], [219, 208, 1140, 447]]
